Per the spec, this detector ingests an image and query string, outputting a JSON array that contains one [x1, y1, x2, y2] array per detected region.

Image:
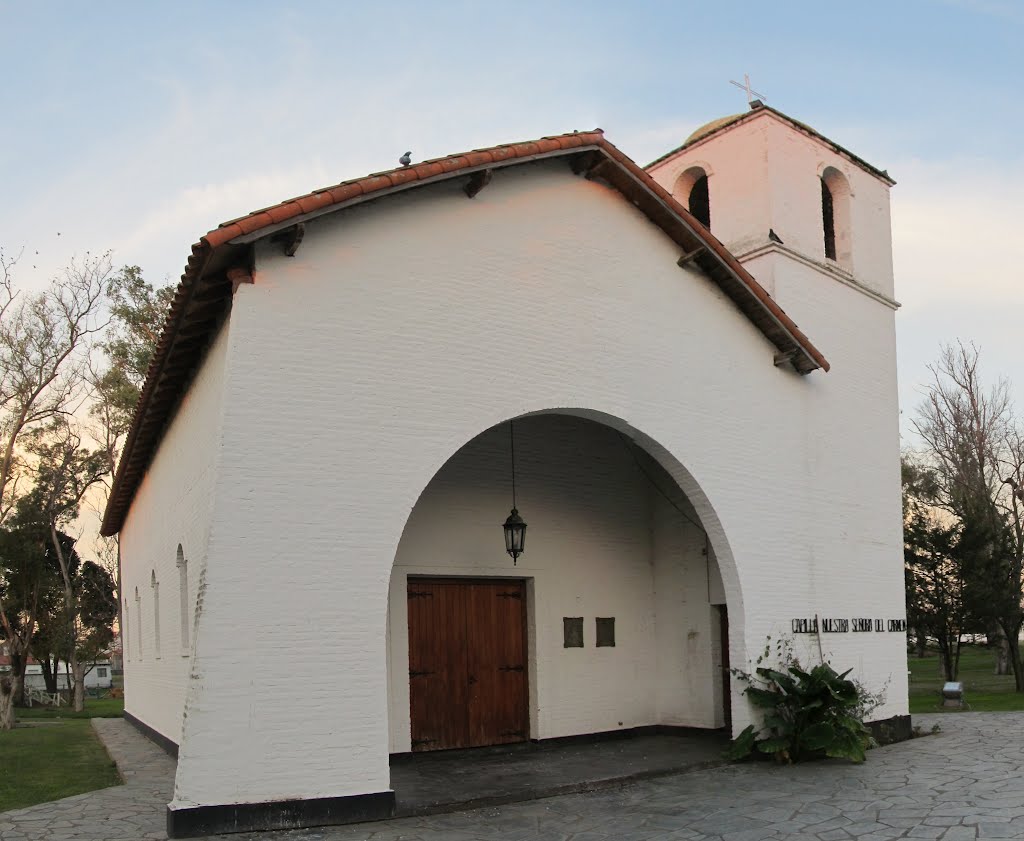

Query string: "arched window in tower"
[[673, 166, 711, 230], [177, 545, 189, 654], [820, 166, 852, 268], [151, 570, 161, 659], [688, 174, 711, 228]]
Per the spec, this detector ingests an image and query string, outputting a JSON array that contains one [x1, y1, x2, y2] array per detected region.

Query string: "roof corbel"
[[464, 169, 493, 198]]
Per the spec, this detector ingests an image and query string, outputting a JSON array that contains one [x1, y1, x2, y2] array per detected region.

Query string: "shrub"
[[726, 639, 878, 764]]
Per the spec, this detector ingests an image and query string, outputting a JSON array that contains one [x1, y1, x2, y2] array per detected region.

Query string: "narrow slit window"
[[122, 598, 129, 662], [134, 588, 143, 661], [821, 177, 836, 260], [151, 570, 161, 659], [596, 617, 616, 647], [177, 545, 189, 653], [563, 617, 584, 648]]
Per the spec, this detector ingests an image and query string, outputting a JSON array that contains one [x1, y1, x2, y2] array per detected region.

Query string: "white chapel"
[[101, 100, 908, 837]]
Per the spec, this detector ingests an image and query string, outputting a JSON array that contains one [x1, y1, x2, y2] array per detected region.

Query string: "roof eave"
[[101, 131, 828, 536]]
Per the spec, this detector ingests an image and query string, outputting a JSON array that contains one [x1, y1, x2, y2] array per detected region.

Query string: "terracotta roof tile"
[[416, 161, 447, 179], [207, 224, 242, 248], [359, 174, 393, 193], [464, 150, 494, 167], [100, 128, 827, 536], [329, 182, 364, 204], [266, 203, 300, 224], [388, 167, 421, 188]]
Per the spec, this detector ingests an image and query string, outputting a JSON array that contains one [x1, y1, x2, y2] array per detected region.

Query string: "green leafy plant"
[[727, 638, 876, 764]]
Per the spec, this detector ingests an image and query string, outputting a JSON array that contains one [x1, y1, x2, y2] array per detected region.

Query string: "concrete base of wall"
[[166, 792, 397, 838], [387, 723, 724, 760], [867, 714, 913, 746], [123, 710, 179, 759]]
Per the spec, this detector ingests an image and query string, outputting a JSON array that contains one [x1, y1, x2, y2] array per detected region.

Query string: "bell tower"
[[646, 103, 905, 728], [646, 101, 898, 325]]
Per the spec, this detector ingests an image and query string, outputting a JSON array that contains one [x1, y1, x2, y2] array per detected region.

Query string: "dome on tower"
[[683, 113, 745, 146]]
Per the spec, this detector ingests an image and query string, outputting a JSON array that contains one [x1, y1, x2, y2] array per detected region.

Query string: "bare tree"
[[912, 342, 1024, 689], [0, 250, 110, 521], [0, 249, 110, 720]]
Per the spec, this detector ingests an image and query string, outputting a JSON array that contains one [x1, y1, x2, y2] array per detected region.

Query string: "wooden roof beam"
[[677, 247, 706, 268], [464, 169, 492, 198]]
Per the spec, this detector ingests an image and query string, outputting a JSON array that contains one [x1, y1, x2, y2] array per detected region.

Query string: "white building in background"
[[23, 660, 113, 692], [0, 645, 113, 693], [102, 102, 907, 838]]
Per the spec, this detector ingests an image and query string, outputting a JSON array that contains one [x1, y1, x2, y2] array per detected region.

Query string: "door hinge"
[[500, 730, 525, 738], [408, 590, 434, 599], [497, 591, 523, 600], [411, 738, 437, 747], [499, 664, 524, 672], [409, 670, 435, 678]]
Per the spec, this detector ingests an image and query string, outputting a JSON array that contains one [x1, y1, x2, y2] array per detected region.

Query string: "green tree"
[[903, 492, 969, 680], [90, 266, 173, 647], [103, 265, 174, 391], [0, 520, 56, 725], [23, 420, 107, 712], [27, 530, 111, 695]]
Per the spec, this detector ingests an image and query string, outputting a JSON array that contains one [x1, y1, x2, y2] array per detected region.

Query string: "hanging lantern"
[[503, 507, 527, 564], [502, 421, 527, 564]]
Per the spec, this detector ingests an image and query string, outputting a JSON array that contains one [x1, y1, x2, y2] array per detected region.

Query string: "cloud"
[[113, 162, 337, 282]]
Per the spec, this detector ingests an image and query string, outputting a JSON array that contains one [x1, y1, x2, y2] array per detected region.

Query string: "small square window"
[[563, 617, 584, 648], [97, 667, 108, 678], [596, 617, 616, 647]]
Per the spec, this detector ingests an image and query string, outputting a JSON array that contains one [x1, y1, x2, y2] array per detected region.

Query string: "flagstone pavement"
[[6, 713, 1024, 840]]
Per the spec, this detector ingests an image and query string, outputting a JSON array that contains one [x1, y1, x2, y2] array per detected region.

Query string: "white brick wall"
[[120, 322, 230, 744], [117, 154, 905, 811]]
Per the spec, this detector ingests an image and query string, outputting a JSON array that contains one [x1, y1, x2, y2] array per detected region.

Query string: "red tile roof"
[[100, 129, 829, 536]]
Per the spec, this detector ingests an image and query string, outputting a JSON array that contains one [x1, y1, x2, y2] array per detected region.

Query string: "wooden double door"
[[407, 578, 528, 752]]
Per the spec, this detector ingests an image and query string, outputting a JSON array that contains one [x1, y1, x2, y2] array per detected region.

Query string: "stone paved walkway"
[[6, 714, 1024, 839], [0, 718, 173, 840]]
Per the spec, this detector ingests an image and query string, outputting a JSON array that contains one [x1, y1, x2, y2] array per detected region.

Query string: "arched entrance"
[[385, 410, 742, 755]]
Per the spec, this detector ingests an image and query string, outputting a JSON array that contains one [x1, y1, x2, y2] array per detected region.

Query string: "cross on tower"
[[729, 73, 766, 104]]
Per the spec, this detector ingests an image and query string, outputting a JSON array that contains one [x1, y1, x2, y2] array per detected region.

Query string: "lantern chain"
[[510, 420, 517, 510]]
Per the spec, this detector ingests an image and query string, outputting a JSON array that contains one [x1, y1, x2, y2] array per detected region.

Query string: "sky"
[[2, 0, 1023, 447]]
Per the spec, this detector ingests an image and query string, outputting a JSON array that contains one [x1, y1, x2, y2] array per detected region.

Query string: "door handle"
[[468, 674, 478, 685]]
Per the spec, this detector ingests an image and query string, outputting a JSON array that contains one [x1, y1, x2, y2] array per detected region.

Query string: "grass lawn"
[[15, 698, 124, 720], [0, 699, 124, 813], [909, 644, 1024, 713], [0, 719, 121, 812]]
